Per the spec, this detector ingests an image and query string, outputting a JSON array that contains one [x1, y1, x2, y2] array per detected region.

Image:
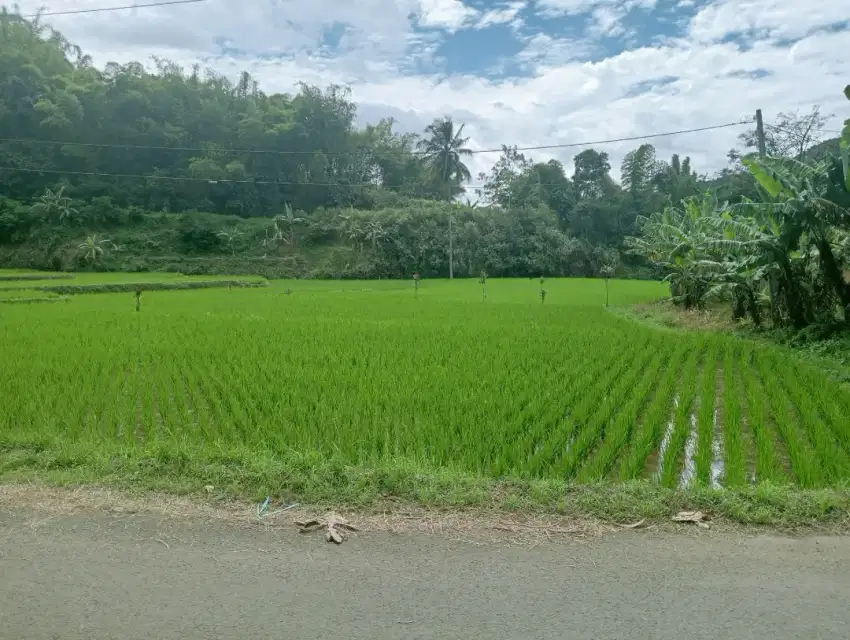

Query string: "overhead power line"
[[0, 164, 552, 190], [0, 120, 753, 187], [0, 165, 371, 186], [478, 122, 747, 154], [24, 0, 208, 18], [0, 121, 748, 159]]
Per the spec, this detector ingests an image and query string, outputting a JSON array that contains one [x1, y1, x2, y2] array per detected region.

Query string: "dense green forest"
[[1, 6, 848, 324]]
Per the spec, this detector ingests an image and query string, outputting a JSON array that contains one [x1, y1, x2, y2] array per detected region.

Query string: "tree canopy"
[[1, 8, 847, 298]]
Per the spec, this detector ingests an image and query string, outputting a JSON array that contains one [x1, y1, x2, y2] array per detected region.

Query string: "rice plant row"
[[1, 278, 850, 488]]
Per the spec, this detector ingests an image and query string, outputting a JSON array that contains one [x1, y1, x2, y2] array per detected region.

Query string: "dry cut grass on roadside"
[[0, 483, 621, 547]]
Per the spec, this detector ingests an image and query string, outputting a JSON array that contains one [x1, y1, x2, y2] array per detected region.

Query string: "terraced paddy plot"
[[1, 273, 849, 489]]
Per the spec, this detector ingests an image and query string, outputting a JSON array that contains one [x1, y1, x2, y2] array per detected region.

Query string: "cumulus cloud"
[[689, 0, 850, 43], [516, 33, 593, 68], [14, 0, 850, 180], [416, 0, 478, 31], [476, 1, 527, 30], [537, 0, 656, 16], [587, 5, 628, 38], [536, 0, 609, 15]]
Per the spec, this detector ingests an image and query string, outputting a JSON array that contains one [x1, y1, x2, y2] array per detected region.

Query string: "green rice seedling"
[[1, 274, 848, 491], [755, 350, 821, 488], [694, 340, 720, 486], [762, 351, 850, 483], [556, 334, 659, 478], [740, 347, 783, 484], [184, 364, 214, 442], [576, 345, 667, 481], [620, 342, 690, 480], [793, 363, 850, 456], [520, 333, 632, 476], [721, 343, 747, 487], [659, 344, 703, 488]]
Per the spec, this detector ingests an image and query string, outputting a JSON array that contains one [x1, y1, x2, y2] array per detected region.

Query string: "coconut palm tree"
[[417, 116, 472, 200]]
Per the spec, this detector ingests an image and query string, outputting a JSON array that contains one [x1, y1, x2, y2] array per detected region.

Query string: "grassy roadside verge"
[[2, 444, 848, 530]]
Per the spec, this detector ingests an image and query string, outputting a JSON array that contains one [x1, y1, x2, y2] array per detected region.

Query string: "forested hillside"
[[0, 8, 845, 286]]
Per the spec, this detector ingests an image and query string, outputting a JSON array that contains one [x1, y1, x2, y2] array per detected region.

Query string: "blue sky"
[[23, 0, 850, 179], [427, 0, 704, 75]]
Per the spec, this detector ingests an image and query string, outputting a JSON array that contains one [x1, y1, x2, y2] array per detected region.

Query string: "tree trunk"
[[816, 238, 850, 323], [746, 288, 761, 327], [767, 274, 781, 327], [732, 290, 746, 320], [780, 260, 807, 328]]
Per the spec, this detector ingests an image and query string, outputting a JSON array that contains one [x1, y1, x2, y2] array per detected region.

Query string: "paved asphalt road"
[[1, 509, 848, 639]]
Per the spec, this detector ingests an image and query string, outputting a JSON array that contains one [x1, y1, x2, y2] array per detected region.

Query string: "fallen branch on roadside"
[[296, 512, 359, 544], [672, 511, 711, 528]]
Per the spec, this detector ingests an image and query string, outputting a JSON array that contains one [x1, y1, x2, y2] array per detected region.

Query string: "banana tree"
[[217, 228, 242, 256], [700, 211, 796, 327], [627, 194, 723, 309], [78, 234, 109, 264], [274, 203, 305, 248], [364, 219, 386, 255], [34, 186, 78, 224], [742, 155, 850, 323]]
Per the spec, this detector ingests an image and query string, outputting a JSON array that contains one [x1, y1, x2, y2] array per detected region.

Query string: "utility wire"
[[0, 120, 752, 187], [476, 121, 747, 154], [0, 121, 748, 158], [23, 0, 208, 18], [0, 166, 374, 186], [0, 164, 544, 190]]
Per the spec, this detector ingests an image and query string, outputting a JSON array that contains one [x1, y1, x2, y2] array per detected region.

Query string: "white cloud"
[[689, 0, 850, 43], [536, 0, 604, 14], [12, 0, 850, 182], [587, 5, 627, 37], [516, 33, 593, 68], [536, 0, 655, 16], [417, 0, 478, 31], [476, 1, 527, 29]]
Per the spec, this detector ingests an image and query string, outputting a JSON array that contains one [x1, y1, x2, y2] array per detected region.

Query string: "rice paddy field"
[[2, 269, 850, 512]]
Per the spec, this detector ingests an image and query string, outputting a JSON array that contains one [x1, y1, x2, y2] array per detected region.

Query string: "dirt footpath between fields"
[[1, 484, 849, 639]]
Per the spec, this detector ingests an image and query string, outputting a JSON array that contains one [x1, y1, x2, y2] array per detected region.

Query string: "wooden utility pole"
[[755, 109, 767, 157], [449, 213, 454, 280], [443, 152, 454, 279]]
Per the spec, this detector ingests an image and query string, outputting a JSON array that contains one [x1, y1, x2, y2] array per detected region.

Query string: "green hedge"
[[0, 274, 74, 282], [36, 280, 268, 295], [0, 296, 70, 304]]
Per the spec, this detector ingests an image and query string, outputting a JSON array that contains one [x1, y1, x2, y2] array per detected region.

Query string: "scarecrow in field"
[[413, 271, 421, 296], [134, 287, 142, 312]]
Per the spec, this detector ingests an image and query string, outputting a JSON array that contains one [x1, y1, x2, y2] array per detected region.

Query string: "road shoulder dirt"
[[2, 486, 850, 640]]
